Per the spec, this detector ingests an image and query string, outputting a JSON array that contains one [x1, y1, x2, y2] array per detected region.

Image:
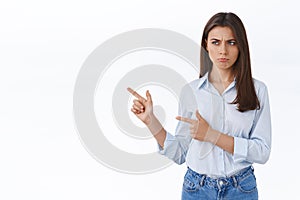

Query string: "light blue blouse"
[[159, 72, 272, 177]]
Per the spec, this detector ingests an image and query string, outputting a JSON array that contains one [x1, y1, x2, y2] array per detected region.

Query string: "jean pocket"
[[237, 173, 257, 193], [182, 173, 200, 192]]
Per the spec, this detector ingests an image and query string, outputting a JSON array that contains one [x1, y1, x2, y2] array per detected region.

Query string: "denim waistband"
[[186, 166, 254, 189]]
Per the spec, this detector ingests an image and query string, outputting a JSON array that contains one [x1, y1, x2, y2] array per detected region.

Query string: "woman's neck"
[[209, 66, 235, 83]]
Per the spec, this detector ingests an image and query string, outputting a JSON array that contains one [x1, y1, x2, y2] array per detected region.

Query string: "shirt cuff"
[[158, 132, 175, 154], [233, 137, 248, 162]]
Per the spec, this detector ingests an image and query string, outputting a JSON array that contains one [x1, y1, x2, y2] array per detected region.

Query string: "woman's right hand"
[[127, 87, 153, 125]]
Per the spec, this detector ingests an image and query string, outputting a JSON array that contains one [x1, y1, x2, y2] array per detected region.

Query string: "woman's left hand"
[[176, 110, 210, 141]]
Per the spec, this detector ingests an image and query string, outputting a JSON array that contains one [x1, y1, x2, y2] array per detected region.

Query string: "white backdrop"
[[1, 0, 299, 199]]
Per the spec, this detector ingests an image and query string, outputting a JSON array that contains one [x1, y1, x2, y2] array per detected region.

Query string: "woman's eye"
[[228, 41, 236, 45], [212, 41, 219, 45]]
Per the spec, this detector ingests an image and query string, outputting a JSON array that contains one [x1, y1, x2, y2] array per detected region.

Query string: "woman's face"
[[206, 26, 239, 71]]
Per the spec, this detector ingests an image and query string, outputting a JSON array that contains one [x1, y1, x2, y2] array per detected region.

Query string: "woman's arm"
[[145, 113, 167, 148], [233, 84, 271, 164], [177, 110, 234, 154], [127, 86, 193, 165], [127, 88, 167, 146], [206, 129, 234, 154]]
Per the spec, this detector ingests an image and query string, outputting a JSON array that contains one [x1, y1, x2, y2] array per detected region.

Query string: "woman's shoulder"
[[188, 75, 208, 88], [179, 78, 200, 90], [178, 78, 202, 98], [253, 78, 267, 89], [252, 78, 269, 96], [189, 78, 202, 87]]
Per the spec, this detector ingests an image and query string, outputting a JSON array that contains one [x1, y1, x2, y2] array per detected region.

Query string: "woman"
[[127, 12, 271, 200]]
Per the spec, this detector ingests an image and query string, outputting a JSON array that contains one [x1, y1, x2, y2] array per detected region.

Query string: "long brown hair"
[[200, 12, 260, 112]]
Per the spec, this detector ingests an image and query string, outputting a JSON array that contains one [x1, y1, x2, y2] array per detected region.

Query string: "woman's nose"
[[219, 43, 227, 55]]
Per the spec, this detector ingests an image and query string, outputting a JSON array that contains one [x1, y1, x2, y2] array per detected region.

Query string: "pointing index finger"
[[127, 87, 146, 102], [176, 116, 194, 124]]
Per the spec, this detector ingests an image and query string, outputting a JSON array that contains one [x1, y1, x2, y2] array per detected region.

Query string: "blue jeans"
[[181, 166, 258, 200]]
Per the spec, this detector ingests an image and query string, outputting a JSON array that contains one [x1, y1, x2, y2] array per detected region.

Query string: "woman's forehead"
[[208, 26, 235, 39]]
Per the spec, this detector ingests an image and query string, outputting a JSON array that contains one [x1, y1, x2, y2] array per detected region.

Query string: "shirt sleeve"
[[157, 84, 195, 165], [233, 83, 272, 164]]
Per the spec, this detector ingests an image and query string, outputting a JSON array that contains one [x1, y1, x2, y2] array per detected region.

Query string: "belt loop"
[[200, 175, 206, 187], [232, 176, 238, 188]]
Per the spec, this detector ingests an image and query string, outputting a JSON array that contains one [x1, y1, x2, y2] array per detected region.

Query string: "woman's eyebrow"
[[210, 38, 236, 41], [210, 38, 220, 41]]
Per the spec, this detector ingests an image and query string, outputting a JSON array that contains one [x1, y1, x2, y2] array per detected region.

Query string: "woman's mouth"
[[218, 58, 229, 62]]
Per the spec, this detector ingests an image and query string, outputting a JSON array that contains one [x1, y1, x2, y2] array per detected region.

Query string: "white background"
[[1, 0, 299, 199]]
